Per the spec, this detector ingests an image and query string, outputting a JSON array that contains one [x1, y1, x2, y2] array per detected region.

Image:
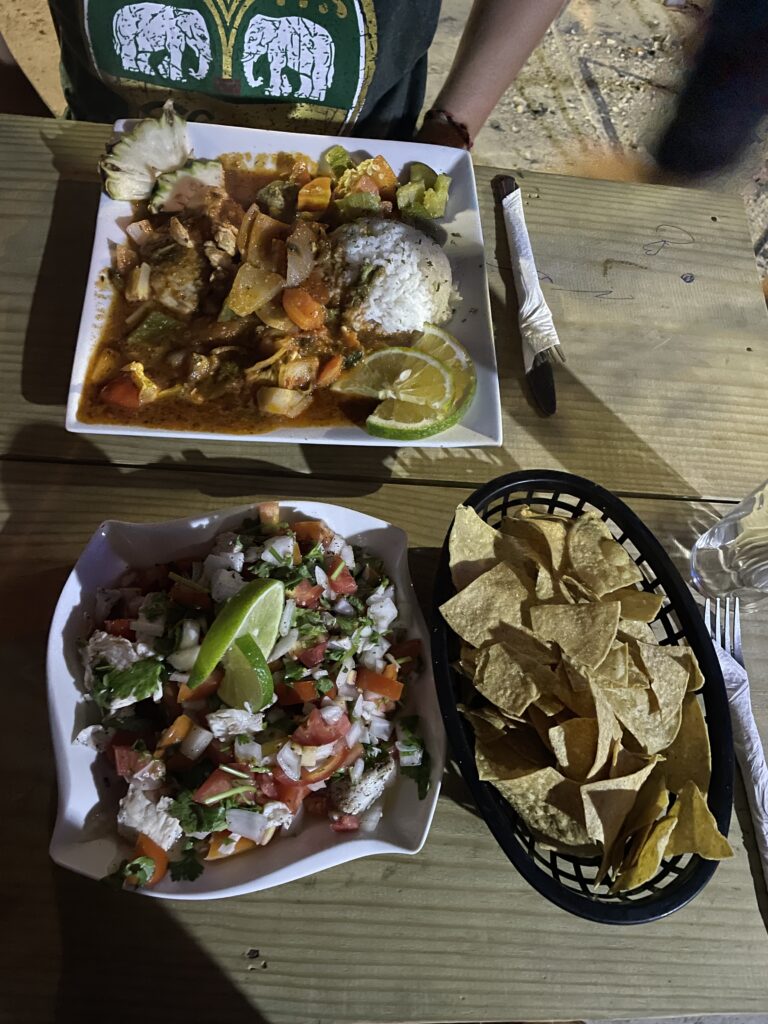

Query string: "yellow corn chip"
[[666, 646, 705, 693], [440, 561, 533, 647], [493, 767, 593, 849], [475, 642, 556, 718], [449, 505, 533, 591], [609, 587, 664, 622], [610, 816, 678, 893], [549, 718, 599, 782], [529, 601, 620, 669], [566, 513, 644, 597], [665, 781, 733, 859], [617, 619, 657, 644], [581, 760, 659, 880], [662, 694, 711, 796]]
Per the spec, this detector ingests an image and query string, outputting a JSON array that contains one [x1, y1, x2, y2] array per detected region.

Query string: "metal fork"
[[704, 595, 743, 665], [703, 595, 768, 894]]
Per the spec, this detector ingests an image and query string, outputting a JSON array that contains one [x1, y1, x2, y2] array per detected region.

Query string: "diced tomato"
[[355, 666, 403, 701], [192, 764, 250, 804], [324, 555, 357, 596], [292, 707, 351, 746], [100, 374, 141, 410], [293, 579, 324, 608], [257, 773, 279, 800], [331, 814, 360, 833], [128, 834, 168, 886], [272, 772, 311, 813], [297, 640, 328, 668], [388, 638, 422, 662], [169, 581, 212, 610], [275, 679, 318, 705], [113, 744, 152, 780], [179, 667, 223, 702], [162, 681, 183, 720], [104, 729, 153, 766], [292, 520, 333, 552], [304, 792, 330, 817], [103, 618, 136, 640], [207, 738, 237, 765], [301, 741, 361, 785]]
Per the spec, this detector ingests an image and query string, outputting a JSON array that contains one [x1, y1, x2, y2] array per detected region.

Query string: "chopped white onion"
[[320, 704, 344, 724], [276, 741, 302, 781], [307, 780, 327, 792], [359, 800, 383, 833], [261, 535, 295, 566], [75, 724, 111, 751], [282, 803, 305, 835], [132, 758, 166, 791], [345, 721, 363, 748], [180, 723, 213, 761], [225, 808, 272, 844], [326, 534, 345, 556], [279, 599, 296, 637], [332, 597, 354, 616], [168, 645, 201, 671], [351, 693, 364, 720], [314, 565, 334, 599], [370, 717, 393, 742], [178, 619, 201, 650], [268, 628, 299, 663], [234, 736, 263, 763], [169, 671, 190, 684], [350, 757, 364, 782], [397, 743, 423, 767]]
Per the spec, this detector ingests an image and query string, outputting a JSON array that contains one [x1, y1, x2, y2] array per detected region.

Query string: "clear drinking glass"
[[690, 480, 768, 607]]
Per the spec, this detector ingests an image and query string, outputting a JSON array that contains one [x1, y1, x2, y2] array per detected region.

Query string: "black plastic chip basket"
[[431, 470, 734, 924]]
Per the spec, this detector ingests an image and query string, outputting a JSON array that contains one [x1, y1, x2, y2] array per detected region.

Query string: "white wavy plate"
[[65, 119, 501, 446], [47, 501, 445, 899]]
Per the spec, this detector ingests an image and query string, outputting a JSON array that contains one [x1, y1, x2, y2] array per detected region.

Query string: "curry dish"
[[79, 136, 454, 436]]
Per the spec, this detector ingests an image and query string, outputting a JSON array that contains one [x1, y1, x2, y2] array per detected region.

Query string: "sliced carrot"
[[363, 156, 398, 200], [129, 834, 168, 887], [100, 374, 141, 410], [282, 287, 325, 330], [275, 679, 319, 705], [355, 666, 404, 701], [154, 714, 193, 756], [382, 663, 399, 679], [179, 667, 223, 702], [316, 354, 343, 389], [206, 832, 257, 860], [292, 519, 333, 551]]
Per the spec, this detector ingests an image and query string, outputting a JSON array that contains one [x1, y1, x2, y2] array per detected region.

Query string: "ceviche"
[[79, 101, 475, 440], [76, 502, 429, 890]]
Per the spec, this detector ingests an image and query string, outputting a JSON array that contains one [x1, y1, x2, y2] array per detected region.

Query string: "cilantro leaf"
[[169, 790, 232, 834], [401, 748, 432, 800], [169, 841, 204, 882], [92, 659, 163, 711], [103, 855, 156, 889]]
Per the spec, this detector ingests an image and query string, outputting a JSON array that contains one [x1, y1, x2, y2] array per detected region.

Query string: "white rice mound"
[[330, 218, 456, 334]]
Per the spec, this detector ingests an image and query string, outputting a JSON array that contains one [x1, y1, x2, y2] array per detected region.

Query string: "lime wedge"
[[415, 324, 475, 408], [188, 578, 284, 689], [332, 347, 454, 409], [219, 635, 274, 710]]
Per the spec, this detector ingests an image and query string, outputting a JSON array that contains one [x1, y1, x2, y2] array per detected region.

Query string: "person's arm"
[[416, 0, 564, 148], [0, 32, 51, 116]]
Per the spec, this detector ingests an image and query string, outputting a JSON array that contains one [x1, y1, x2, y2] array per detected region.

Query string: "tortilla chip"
[[606, 767, 669, 878], [634, 641, 689, 720], [602, 686, 681, 755], [487, 622, 557, 664], [513, 510, 569, 572], [599, 642, 629, 686], [529, 601, 620, 669], [609, 587, 664, 623], [617, 619, 657, 644], [449, 505, 532, 591], [588, 679, 622, 778], [665, 781, 733, 859], [610, 816, 678, 893], [535, 564, 555, 601], [666, 646, 705, 693], [581, 760, 659, 880], [561, 574, 596, 603], [440, 561, 533, 646], [533, 692, 567, 716], [474, 642, 556, 718], [549, 718, 599, 781], [551, 661, 597, 717], [476, 730, 544, 782], [608, 742, 655, 780], [459, 703, 509, 735], [493, 767, 593, 849], [662, 694, 711, 796], [566, 513, 644, 597]]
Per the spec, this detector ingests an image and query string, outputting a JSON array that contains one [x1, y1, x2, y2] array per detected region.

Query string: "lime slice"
[[414, 324, 476, 407], [218, 635, 274, 710], [188, 578, 284, 689], [332, 347, 454, 409]]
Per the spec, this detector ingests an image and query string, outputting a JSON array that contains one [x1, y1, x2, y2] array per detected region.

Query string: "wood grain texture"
[[1, 116, 767, 500], [2, 464, 767, 1023]]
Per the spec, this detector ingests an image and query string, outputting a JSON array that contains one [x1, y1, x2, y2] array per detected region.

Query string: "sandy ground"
[[0, 0, 765, 284]]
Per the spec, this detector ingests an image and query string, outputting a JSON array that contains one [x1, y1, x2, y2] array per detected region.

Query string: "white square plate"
[[65, 120, 501, 447], [47, 501, 445, 899]]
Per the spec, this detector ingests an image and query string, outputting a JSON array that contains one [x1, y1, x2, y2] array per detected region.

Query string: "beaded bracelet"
[[422, 108, 473, 150]]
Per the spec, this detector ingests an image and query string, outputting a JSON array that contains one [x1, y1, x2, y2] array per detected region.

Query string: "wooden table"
[[1, 113, 768, 1023]]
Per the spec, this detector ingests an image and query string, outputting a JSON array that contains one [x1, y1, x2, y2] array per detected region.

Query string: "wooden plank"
[[1, 114, 767, 496], [2, 462, 768, 1022]]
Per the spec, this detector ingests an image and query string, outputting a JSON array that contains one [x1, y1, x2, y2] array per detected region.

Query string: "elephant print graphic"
[[112, 4, 212, 83], [241, 15, 334, 101]]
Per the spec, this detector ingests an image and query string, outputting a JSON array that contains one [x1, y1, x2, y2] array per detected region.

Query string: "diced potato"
[[257, 386, 313, 418], [278, 357, 319, 390]]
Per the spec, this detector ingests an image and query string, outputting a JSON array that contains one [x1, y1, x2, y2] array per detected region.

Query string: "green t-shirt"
[[48, 0, 441, 139]]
